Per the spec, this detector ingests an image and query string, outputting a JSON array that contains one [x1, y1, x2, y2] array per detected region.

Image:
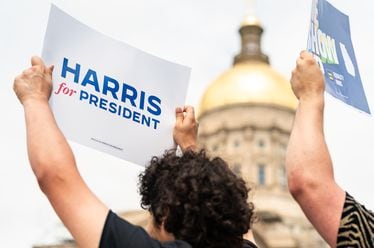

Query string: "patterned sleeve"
[[337, 193, 374, 248]]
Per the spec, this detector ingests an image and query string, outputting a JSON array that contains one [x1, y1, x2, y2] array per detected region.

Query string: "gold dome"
[[199, 61, 297, 115], [198, 11, 297, 117]]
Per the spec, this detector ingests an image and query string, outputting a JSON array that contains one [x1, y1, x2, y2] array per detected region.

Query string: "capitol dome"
[[199, 15, 297, 116]]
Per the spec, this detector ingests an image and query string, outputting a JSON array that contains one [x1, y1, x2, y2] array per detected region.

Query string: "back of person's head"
[[139, 149, 254, 248]]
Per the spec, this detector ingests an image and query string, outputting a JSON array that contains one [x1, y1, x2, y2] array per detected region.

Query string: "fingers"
[[300, 50, 313, 59], [47, 65, 54, 74], [31, 56, 45, 67], [296, 52, 317, 70], [31, 56, 54, 74], [183, 106, 195, 121], [175, 105, 196, 125], [296, 51, 306, 68], [44, 65, 54, 81], [296, 51, 316, 69], [300, 50, 315, 62], [30, 56, 54, 80], [175, 107, 184, 124], [296, 58, 303, 68]]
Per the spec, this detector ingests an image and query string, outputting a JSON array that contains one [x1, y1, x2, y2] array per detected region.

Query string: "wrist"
[[180, 142, 198, 153], [299, 95, 324, 109], [23, 97, 50, 108]]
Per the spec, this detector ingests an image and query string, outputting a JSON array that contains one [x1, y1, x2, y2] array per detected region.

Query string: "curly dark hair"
[[138, 149, 254, 248]]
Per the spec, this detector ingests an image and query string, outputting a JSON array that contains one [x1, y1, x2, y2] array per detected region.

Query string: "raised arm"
[[14, 57, 108, 248], [286, 51, 345, 247]]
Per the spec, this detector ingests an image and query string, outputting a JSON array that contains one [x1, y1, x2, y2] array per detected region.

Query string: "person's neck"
[[146, 218, 175, 242]]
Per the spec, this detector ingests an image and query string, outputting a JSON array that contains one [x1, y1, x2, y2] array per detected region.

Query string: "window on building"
[[258, 164, 266, 185], [279, 166, 287, 188]]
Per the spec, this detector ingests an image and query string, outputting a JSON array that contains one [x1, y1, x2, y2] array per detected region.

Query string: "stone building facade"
[[197, 14, 327, 248]]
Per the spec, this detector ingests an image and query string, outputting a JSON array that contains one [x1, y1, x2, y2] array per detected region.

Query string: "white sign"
[[42, 5, 191, 166]]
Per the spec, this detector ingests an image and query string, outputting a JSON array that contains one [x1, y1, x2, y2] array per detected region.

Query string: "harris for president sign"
[[42, 5, 191, 165]]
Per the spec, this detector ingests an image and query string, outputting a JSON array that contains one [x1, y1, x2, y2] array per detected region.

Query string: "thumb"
[[31, 56, 46, 67], [46, 65, 54, 75], [175, 107, 184, 124]]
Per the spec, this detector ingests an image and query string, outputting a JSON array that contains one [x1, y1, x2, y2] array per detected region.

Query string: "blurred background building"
[[33, 10, 327, 248], [196, 14, 326, 248]]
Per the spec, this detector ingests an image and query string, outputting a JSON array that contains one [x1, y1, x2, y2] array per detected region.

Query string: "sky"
[[1, 0, 374, 247]]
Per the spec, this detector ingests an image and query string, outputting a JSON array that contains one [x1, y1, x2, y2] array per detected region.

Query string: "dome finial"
[[241, 0, 261, 27], [234, 0, 269, 65]]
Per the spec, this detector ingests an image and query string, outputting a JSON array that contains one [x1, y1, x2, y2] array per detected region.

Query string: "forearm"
[[288, 52, 346, 247], [287, 96, 346, 246], [16, 58, 109, 248], [23, 100, 109, 248], [23, 99, 76, 185], [286, 96, 334, 191]]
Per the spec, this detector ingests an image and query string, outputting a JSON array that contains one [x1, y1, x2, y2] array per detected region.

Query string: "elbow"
[[31, 152, 76, 194], [287, 171, 304, 198], [34, 160, 70, 194], [287, 167, 318, 200], [36, 166, 63, 194]]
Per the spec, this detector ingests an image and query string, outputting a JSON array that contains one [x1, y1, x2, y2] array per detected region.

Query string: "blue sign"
[[308, 0, 370, 114]]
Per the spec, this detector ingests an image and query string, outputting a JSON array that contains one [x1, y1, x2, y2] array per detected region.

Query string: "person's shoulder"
[[344, 192, 373, 216], [337, 192, 374, 248], [100, 210, 157, 248], [162, 240, 192, 248], [101, 211, 193, 248]]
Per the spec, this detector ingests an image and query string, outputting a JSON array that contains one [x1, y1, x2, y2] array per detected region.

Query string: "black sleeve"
[[243, 239, 258, 248], [99, 210, 162, 248]]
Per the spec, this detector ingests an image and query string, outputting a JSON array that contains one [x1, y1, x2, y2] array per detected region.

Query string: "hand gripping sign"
[[42, 5, 191, 166], [307, 0, 370, 114]]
